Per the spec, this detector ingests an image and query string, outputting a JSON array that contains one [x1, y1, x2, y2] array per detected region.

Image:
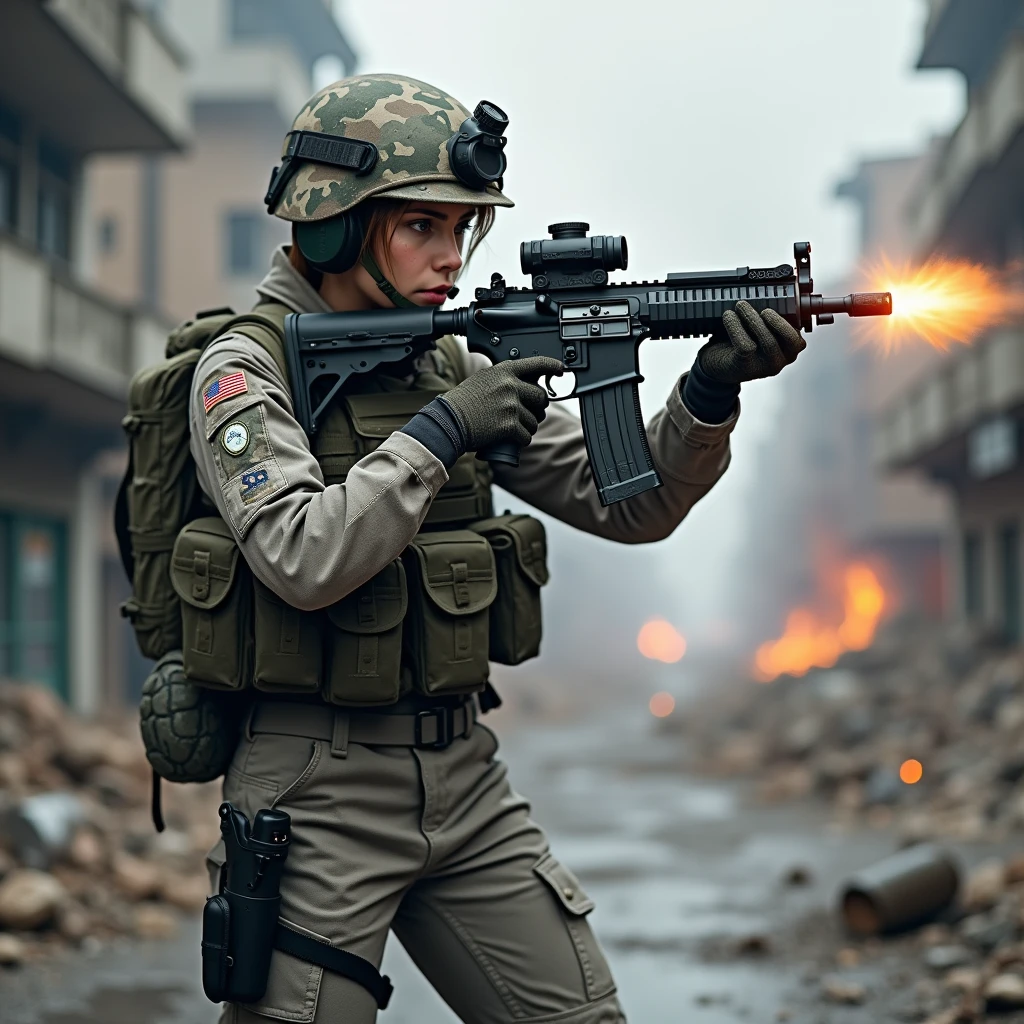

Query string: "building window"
[[98, 214, 118, 254], [0, 101, 20, 232], [0, 513, 68, 698], [225, 210, 264, 275], [964, 530, 984, 620], [37, 138, 74, 261], [1001, 522, 1021, 643]]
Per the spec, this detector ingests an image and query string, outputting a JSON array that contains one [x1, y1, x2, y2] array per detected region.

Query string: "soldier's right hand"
[[438, 357, 564, 452]]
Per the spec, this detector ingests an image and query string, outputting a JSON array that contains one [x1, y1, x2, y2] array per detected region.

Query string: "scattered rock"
[[735, 933, 771, 956], [984, 972, 1024, 1011], [836, 947, 860, 968], [820, 976, 867, 1005], [964, 858, 1006, 912], [960, 909, 1015, 953], [0, 933, 25, 967], [944, 967, 982, 993], [0, 869, 65, 930], [67, 828, 106, 871], [133, 904, 178, 940], [923, 945, 973, 971], [0, 683, 219, 964], [112, 854, 162, 901], [783, 864, 813, 887]]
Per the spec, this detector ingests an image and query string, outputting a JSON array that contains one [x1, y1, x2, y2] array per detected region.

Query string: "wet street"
[[0, 701, 982, 1023]]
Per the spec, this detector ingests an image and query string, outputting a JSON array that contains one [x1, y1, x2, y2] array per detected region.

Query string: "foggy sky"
[[324, 0, 962, 680]]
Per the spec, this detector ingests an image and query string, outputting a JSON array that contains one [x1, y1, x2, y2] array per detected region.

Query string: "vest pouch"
[[324, 559, 407, 705], [471, 514, 549, 665], [171, 517, 252, 690], [253, 581, 323, 694], [404, 531, 497, 696], [343, 392, 492, 525]]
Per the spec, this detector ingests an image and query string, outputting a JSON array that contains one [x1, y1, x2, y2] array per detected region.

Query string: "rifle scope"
[[520, 222, 628, 289]]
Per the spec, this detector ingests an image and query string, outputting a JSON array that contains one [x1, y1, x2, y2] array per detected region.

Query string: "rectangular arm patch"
[[204, 372, 248, 413]]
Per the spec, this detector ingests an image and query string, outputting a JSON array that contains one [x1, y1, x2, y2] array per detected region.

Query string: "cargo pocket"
[[171, 517, 252, 690], [471, 514, 549, 665], [324, 559, 407, 706], [533, 853, 615, 1003], [253, 580, 323, 694], [404, 530, 497, 695]]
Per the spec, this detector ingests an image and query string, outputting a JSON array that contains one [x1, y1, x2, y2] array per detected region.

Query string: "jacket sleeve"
[[189, 334, 449, 610], [489, 369, 738, 544]]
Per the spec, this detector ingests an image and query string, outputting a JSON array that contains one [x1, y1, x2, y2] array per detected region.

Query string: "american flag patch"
[[203, 372, 247, 413]]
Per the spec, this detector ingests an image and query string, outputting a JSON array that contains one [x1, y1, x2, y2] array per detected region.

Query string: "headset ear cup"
[[295, 209, 365, 274]]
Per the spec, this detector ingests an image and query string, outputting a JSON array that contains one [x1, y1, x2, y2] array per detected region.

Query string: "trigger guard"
[[543, 371, 577, 402]]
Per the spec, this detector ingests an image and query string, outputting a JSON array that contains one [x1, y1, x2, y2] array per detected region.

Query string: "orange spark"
[[900, 759, 923, 785], [649, 692, 676, 718], [858, 256, 1024, 352], [637, 619, 687, 664], [754, 563, 887, 682]]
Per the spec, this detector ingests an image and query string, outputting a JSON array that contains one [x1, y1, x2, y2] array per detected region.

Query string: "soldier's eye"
[[408, 219, 432, 233]]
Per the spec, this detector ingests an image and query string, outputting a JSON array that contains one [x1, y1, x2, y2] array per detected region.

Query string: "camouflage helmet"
[[269, 74, 514, 222]]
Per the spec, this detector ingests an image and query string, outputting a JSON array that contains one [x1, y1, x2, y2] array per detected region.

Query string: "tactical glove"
[[436, 356, 564, 452], [697, 299, 807, 384]]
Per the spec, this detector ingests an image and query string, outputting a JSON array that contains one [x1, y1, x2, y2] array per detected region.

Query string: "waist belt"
[[248, 699, 475, 751]]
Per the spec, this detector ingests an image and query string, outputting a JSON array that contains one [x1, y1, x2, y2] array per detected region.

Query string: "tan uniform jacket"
[[190, 246, 739, 611]]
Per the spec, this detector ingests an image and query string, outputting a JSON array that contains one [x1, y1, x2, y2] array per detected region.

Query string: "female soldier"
[[190, 74, 805, 1024]]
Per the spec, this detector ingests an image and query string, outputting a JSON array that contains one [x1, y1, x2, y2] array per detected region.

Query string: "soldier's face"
[[360, 202, 476, 307]]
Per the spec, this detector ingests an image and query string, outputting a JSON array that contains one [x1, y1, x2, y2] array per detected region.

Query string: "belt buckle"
[[414, 707, 455, 749]]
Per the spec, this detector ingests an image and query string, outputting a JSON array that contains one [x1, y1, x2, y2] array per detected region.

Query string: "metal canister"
[[841, 843, 961, 936]]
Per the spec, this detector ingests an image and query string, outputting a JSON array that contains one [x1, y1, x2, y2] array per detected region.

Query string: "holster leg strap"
[[275, 924, 393, 1009]]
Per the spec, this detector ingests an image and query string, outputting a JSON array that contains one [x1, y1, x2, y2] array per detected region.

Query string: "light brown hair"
[[289, 199, 495, 285]]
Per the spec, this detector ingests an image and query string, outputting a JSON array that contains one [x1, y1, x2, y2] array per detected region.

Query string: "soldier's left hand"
[[697, 299, 807, 384]]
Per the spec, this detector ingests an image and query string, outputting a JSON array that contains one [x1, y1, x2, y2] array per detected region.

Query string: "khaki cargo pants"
[[209, 705, 625, 1023]]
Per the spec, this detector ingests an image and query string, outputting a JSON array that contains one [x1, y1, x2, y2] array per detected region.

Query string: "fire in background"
[[754, 563, 888, 682]]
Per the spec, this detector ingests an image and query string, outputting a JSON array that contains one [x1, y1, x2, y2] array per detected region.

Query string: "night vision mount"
[[265, 99, 510, 213]]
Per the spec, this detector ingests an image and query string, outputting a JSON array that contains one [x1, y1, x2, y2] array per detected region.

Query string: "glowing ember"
[[637, 619, 687, 664], [649, 692, 676, 718], [859, 256, 1024, 352], [900, 759, 923, 785], [754, 563, 887, 682]]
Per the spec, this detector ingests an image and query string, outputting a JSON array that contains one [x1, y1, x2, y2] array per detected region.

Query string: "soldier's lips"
[[416, 287, 451, 305]]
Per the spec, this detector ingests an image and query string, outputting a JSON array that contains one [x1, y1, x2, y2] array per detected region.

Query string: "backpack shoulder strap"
[[206, 301, 291, 384]]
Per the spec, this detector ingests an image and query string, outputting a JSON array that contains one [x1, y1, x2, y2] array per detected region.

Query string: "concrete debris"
[[675, 619, 1024, 1020], [0, 869, 65, 930], [681, 620, 1024, 847], [0, 933, 25, 967], [984, 972, 1024, 1011], [0, 682, 220, 966], [820, 976, 867, 1004]]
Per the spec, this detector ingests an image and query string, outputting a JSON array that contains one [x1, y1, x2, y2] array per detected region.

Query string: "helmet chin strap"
[[360, 251, 417, 309], [359, 251, 459, 308]]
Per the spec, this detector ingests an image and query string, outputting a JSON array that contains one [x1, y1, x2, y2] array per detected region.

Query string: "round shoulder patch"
[[221, 421, 250, 456]]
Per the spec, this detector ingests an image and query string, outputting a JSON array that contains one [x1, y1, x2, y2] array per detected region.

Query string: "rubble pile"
[[809, 855, 1024, 1022], [680, 617, 1024, 843], [0, 682, 220, 967]]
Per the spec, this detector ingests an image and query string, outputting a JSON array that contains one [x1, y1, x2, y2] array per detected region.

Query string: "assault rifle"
[[285, 223, 892, 506]]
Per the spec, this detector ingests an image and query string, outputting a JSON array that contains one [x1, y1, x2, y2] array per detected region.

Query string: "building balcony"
[[918, 0, 1023, 89], [908, 34, 1024, 261], [875, 325, 1024, 481], [0, 232, 167, 433], [0, 0, 189, 154]]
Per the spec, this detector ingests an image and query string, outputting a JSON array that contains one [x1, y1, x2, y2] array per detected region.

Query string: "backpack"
[[115, 304, 289, 657]]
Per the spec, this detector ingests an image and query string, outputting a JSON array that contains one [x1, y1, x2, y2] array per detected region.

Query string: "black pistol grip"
[[579, 381, 662, 506], [479, 442, 521, 467]]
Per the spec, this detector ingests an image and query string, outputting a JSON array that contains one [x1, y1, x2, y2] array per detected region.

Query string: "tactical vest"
[[166, 303, 550, 709]]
